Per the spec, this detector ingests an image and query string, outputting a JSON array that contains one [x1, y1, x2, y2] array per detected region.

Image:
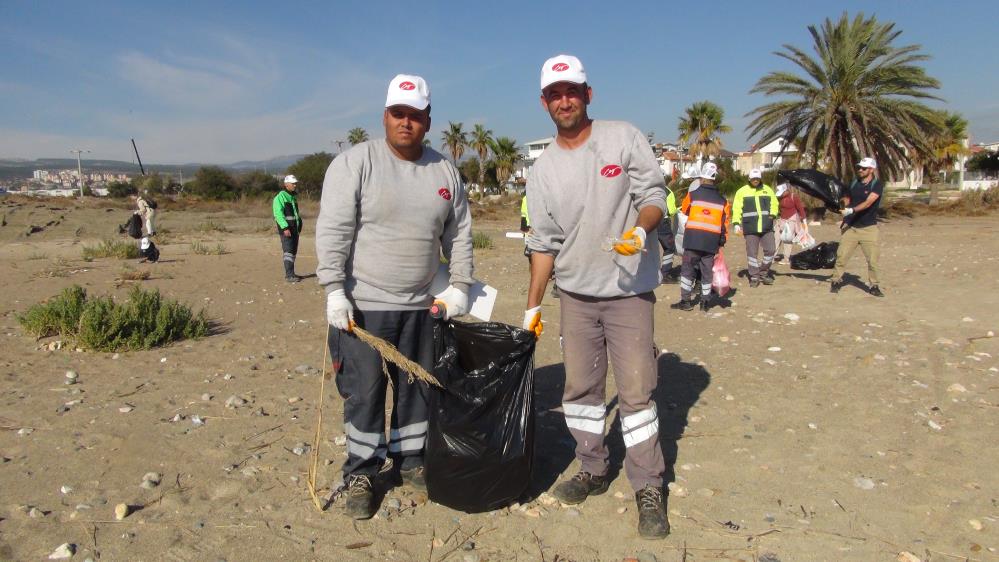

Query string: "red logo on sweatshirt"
[[552, 62, 569, 72], [399, 81, 416, 90], [702, 209, 711, 216], [600, 164, 622, 178], [438, 188, 452, 201]]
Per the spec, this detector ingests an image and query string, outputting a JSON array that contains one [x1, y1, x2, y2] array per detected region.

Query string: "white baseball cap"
[[858, 157, 877, 169], [283, 175, 298, 184], [140, 237, 151, 250], [699, 162, 718, 180], [540, 54, 587, 90], [385, 74, 431, 110], [776, 183, 789, 197], [749, 168, 762, 179]]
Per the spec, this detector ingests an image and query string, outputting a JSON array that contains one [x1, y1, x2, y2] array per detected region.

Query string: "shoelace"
[[571, 471, 594, 483], [348, 475, 373, 496], [638, 487, 663, 511]]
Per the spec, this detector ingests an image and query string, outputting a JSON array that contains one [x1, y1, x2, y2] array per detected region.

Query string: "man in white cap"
[[731, 168, 778, 286], [830, 156, 884, 296], [272, 174, 302, 282], [523, 54, 670, 539], [671, 161, 731, 311], [315, 74, 474, 519]]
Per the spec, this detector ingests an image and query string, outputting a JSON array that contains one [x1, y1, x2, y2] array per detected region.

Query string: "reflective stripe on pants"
[[745, 231, 776, 279]]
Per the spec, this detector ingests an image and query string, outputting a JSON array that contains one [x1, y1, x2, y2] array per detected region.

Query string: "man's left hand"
[[613, 227, 646, 256], [842, 207, 854, 217], [437, 285, 468, 319]]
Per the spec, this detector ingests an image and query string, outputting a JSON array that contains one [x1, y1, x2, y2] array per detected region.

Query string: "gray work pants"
[[745, 231, 776, 280], [559, 290, 665, 491], [328, 309, 433, 478], [680, 249, 715, 301], [278, 226, 299, 278]]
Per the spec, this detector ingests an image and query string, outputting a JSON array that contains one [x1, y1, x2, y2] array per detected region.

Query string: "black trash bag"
[[140, 237, 160, 263], [778, 169, 848, 211], [122, 214, 142, 239], [790, 241, 839, 270], [426, 320, 536, 513]]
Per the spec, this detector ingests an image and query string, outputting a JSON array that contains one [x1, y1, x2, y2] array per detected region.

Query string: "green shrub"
[[82, 239, 140, 261], [17, 285, 209, 351], [472, 231, 493, 250], [191, 241, 227, 255], [198, 219, 229, 233]]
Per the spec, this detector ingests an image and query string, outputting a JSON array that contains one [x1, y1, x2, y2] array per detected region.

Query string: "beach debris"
[[114, 503, 129, 520], [139, 472, 161, 489], [191, 415, 205, 427], [60, 485, 73, 494], [201, 393, 212, 401], [18, 427, 34, 436], [118, 406, 133, 413], [969, 519, 983, 531], [291, 443, 309, 456], [947, 383, 967, 393], [853, 477, 876, 490], [927, 420, 942, 431], [783, 313, 800, 322], [896, 552, 920, 562], [225, 395, 246, 408], [48, 543, 75, 559], [616, 506, 628, 514], [333, 435, 347, 447], [65, 370, 78, 384]]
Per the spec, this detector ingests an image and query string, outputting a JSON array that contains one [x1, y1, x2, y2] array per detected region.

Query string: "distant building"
[[975, 141, 999, 152], [735, 137, 798, 175], [32, 170, 49, 181]]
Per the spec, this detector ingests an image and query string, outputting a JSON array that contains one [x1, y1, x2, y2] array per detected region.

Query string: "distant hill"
[[0, 155, 309, 182]]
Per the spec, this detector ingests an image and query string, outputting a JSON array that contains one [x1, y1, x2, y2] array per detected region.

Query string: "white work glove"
[[734, 224, 742, 236], [523, 306, 542, 337], [613, 226, 646, 256], [326, 289, 354, 331], [842, 207, 854, 217], [436, 285, 469, 320]]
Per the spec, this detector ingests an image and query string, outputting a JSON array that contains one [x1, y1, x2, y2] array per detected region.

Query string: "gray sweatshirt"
[[315, 140, 474, 310], [526, 120, 667, 297]]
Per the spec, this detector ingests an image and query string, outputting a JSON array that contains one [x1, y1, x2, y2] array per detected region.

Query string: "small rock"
[[853, 477, 876, 490], [783, 313, 800, 322], [962, 317, 974, 323], [537, 492, 559, 507], [60, 485, 73, 494], [114, 503, 129, 520], [462, 555, 481, 562], [808, 423, 818, 430], [947, 383, 967, 393], [48, 543, 75, 559], [969, 519, 983, 531], [614, 491, 626, 499], [768, 346, 781, 352], [295, 364, 313, 374], [18, 427, 34, 436], [896, 552, 921, 562], [637, 552, 658, 562], [223, 373, 234, 380], [201, 393, 212, 401], [724, 394, 734, 401], [171, 414, 184, 422], [523, 507, 542, 518], [118, 406, 133, 413], [763, 358, 777, 366], [241, 467, 260, 478], [191, 415, 205, 426], [287, 397, 302, 404], [927, 420, 942, 431], [291, 443, 309, 456], [29, 507, 45, 518], [667, 482, 688, 497], [616, 506, 628, 514], [764, 513, 776, 523], [386, 498, 402, 510], [225, 395, 246, 408], [461, 540, 475, 551], [333, 435, 347, 446]]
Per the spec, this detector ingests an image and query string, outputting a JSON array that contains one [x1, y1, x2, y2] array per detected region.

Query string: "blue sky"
[[1, 1, 996, 164]]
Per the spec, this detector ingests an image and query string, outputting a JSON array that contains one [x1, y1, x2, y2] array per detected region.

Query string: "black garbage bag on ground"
[[790, 241, 839, 270], [778, 169, 848, 211], [140, 237, 160, 263], [120, 214, 142, 239], [426, 320, 536, 513]]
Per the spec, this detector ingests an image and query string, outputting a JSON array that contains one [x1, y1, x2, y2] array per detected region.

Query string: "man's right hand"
[[283, 229, 291, 237], [734, 224, 742, 236], [327, 289, 354, 331], [523, 306, 542, 338]]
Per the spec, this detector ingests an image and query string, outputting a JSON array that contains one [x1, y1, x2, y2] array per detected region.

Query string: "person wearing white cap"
[[315, 73, 474, 519], [272, 174, 303, 282], [523, 54, 670, 539], [774, 182, 806, 262], [672, 161, 731, 311], [830, 156, 884, 296], [731, 168, 778, 287]]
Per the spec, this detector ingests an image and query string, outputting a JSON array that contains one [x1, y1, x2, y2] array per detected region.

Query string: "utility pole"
[[70, 149, 91, 197]]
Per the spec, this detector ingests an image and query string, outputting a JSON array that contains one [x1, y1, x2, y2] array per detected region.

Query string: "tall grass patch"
[[82, 239, 140, 261], [191, 241, 228, 255], [18, 285, 209, 351], [472, 231, 493, 250]]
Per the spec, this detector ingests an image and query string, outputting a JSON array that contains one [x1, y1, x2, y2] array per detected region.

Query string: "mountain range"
[[0, 155, 309, 182]]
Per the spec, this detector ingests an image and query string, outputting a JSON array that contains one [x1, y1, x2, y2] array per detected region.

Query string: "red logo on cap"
[[552, 62, 569, 72], [438, 188, 452, 201], [399, 81, 416, 90], [600, 164, 622, 178]]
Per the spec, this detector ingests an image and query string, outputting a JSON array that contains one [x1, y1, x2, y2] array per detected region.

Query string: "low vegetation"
[[118, 266, 151, 281], [191, 241, 228, 255], [882, 186, 999, 218], [198, 219, 229, 233], [472, 231, 493, 250], [82, 239, 140, 261], [18, 285, 209, 351]]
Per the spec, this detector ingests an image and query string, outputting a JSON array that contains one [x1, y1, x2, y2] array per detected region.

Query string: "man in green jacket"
[[732, 169, 778, 287], [273, 174, 303, 283]]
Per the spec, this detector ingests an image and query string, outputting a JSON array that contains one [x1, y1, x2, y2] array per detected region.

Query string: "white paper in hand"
[[430, 264, 497, 321]]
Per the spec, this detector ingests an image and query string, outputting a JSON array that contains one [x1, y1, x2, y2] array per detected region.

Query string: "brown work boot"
[[636, 485, 669, 539], [344, 474, 376, 520], [399, 465, 426, 491], [551, 471, 609, 505]]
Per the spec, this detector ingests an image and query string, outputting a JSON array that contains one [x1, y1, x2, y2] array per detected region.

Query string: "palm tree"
[[928, 111, 969, 203], [677, 101, 732, 159], [347, 127, 369, 146], [441, 122, 467, 164], [489, 137, 521, 188], [468, 124, 494, 190], [746, 12, 943, 181]]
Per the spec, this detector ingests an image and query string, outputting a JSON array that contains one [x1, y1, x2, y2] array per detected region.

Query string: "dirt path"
[[0, 198, 996, 561]]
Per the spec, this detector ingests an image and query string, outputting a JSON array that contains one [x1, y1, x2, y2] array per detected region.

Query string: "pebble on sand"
[[118, 406, 133, 413], [853, 477, 876, 490], [225, 395, 246, 408], [897, 552, 921, 562], [616, 506, 628, 514], [114, 503, 129, 520], [947, 383, 967, 393], [968, 519, 983, 531], [48, 543, 75, 559]]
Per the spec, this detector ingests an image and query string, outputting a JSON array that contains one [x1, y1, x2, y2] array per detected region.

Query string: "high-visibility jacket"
[[732, 183, 777, 235], [272, 189, 302, 231], [680, 183, 730, 254], [520, 195, 530, 231], [666, 189, 678, 217]]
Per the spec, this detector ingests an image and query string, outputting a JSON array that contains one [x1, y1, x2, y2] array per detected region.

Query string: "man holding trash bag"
[[523, 54, 670, 539], [830, 157, 884, 297], [315, 74, 474, 520], [671, 162, 731, 311], [731, 168, 778, 287]]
